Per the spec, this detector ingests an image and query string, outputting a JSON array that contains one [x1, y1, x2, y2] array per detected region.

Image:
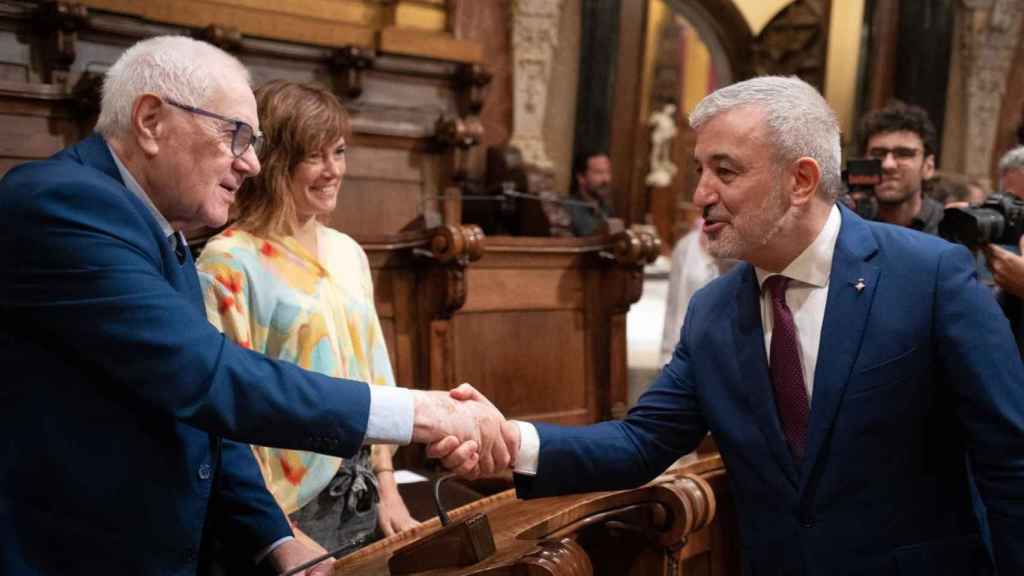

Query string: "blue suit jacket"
[[516, 206, 1024, 575], [0, 135, 374, 574]]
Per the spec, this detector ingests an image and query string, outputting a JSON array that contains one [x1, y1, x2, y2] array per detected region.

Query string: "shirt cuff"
[[364, 385, 414, 445], [513, 420, 539, 476], [254, 535, 294, 565]]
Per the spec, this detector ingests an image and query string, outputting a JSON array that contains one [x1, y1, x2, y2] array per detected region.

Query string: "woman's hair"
[[233, 80, 351, 235]]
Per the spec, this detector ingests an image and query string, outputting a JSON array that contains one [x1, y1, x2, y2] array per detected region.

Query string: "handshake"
[[411, 383, 522, 479]]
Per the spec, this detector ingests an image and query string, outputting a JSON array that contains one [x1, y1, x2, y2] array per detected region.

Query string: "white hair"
[[999, 146, 1024, 176], [690, 75, 843, 201], [95, 35, 251, 137]]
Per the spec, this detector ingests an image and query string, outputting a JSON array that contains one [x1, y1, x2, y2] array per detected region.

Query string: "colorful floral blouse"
[[196, 225, 396, 514]]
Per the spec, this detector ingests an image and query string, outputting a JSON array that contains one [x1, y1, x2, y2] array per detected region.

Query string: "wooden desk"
[[367, 228, 660, 456], [333, 452, 739, 575]]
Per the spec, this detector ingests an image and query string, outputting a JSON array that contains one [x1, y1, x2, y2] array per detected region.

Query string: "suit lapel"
[[75, 133, 206, 311], [799, 207, 880, 491], [731, 265, 800, 489]]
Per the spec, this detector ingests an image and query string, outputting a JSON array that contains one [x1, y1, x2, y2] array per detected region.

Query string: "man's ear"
[[131, 94, 166, 157], [922, 154, 936, 180], [789, 157, 822, 206]]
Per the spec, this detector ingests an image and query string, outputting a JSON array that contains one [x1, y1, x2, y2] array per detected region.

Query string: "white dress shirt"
[[514, 205, 842, 475]]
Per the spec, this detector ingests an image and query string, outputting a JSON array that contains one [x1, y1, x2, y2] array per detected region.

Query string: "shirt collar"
[[756, 203, 841, 290], [106, 141, 175, 237]]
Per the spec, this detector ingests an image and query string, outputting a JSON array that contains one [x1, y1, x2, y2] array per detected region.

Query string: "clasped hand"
[[412, 383, 520, 479]]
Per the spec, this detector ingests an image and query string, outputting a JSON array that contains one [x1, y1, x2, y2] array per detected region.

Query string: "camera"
[[841, 158, 882, 220], [939, 192, 1024, 249]]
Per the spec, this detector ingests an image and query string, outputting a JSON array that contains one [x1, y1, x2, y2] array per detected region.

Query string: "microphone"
[[278, 473, 460, 575]]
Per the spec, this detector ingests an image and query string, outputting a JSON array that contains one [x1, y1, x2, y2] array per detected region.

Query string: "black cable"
[[435, 190, 598, 208], [279, 472, 457, 575], [434, 472, 454, 527]]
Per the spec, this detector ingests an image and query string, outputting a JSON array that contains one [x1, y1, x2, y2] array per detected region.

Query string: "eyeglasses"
[[866, 146, 921, 163], [165, 98, 264, 158]]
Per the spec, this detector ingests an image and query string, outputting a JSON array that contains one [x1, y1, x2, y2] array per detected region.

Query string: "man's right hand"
[[412, 383, 511, 478], [982, 238, 1024, 298]]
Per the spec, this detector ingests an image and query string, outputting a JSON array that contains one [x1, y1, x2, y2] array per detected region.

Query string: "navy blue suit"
[[0, 135, 374, 574], [517, 206, 1024, 575]]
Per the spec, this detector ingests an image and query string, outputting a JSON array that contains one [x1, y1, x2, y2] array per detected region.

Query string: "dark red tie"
[[764, 275, 810, 462]]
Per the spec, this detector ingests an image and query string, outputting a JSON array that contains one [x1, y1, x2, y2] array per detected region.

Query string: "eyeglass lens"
[[867, 147, 920, 161], [232, 123, 263, 158]]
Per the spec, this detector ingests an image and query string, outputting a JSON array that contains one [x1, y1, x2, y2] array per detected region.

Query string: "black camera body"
[[841, 158, 882, 220], [939, 192, 1024, 249]]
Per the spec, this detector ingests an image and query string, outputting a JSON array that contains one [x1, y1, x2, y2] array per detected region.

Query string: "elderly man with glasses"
[[0, 36, 511, 576], [856, 101, 944, 235]]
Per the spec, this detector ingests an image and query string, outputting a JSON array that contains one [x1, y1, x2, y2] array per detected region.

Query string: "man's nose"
[[693, 175, 715, 207], [880, 153, 899, 171], [235, 146, 261, 177]]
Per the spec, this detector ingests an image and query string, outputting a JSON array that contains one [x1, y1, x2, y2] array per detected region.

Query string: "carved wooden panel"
[[751, 0, 832, 92], [453, 309, 588, 423], [0, 82, 84, 178]]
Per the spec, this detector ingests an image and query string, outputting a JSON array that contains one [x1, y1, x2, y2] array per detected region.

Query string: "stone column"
[[957, 0, 1024, 181], [508, 0, 565, 170]]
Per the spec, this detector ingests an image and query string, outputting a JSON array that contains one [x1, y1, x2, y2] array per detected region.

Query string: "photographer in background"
[[857, 102, 943, 235], [999, 146, 1024, 200], [979, 146, 1024, 354]]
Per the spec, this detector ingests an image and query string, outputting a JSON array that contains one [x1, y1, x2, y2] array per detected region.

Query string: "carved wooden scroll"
[[332, 46, 376, 100], [421, 224, 485, 319], [193, 24, 242, 52], [454, 63, 493, 117], [609, 229, 662, 313], [31, 1, 89, 86], [435, 114, 486, 186]]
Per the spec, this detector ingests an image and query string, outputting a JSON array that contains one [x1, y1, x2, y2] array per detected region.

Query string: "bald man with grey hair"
[[0, 35, 509, 576]]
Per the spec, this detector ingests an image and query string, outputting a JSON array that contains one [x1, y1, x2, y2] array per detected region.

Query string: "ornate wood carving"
[[331, 45, 376, 100], [422, 224, 485, 318], [609, 229, 662, 313], [193, 24, 242, 52], [68, 70, 102, 123], [331, 458, 724, 575], [435, 114, 484, 184], [751, 0, 831, 91], [508, 0, 564, 170], [503, 538, 593, 576], [957, 0, 1024, 181], [454, 63, 493, 116], [31, 1, 89, 85]]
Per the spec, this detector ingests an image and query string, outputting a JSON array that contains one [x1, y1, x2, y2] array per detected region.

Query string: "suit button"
[[198, 464, 212, 480]]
